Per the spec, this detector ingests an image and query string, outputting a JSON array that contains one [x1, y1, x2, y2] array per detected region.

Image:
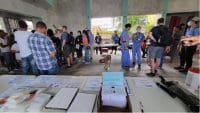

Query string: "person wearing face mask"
[[175, 17, 200, 73], [28, 21, 59, 75], [131, 26, 145, 70]]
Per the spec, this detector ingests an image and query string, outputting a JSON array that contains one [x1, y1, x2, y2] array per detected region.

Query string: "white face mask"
[[137, 29, 141, 32], [187, 21, 191, 26]]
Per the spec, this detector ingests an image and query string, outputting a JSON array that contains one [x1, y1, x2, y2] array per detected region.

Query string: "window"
[[0, 17, 6, 31]]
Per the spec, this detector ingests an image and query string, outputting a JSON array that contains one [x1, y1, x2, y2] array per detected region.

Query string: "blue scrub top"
[[186, 27, 200, 37], [132, 32, 145, 43], [120, 29, 129, 47]]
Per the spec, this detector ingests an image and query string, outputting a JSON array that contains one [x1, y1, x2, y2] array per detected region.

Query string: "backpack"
[[65, 33, 74, 45], [156, 26, 173, 47]]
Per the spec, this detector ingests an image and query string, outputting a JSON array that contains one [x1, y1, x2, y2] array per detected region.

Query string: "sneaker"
[[174, 66, 183, 70], [132, 62, 136, 67], [85, 62, 90, 65], [155, 70, 158, 74], [68, 65, 72, 68], [9, 71, 15, 74], [138, 65, 141, 70], [146, 72, 156, 77], [179, 69, 188, 73]]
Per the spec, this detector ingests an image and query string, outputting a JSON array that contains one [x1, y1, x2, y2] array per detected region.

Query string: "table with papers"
[[0, 75, 190, 112]]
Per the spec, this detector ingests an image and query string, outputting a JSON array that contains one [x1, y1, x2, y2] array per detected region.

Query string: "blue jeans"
[[21, 54, 38, 75], [39, 62, 59, 75], [84, 47, 90, 62]]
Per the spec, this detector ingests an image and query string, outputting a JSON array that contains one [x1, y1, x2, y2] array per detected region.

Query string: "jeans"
[[84, 47, 90, 62], [21, 54, 38, 75], [39, 62, 59, 75]]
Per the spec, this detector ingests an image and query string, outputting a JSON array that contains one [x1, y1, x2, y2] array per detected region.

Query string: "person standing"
[[95, 32, 102, 55], [82, 30, 90, 64], [170, 26, 182, 63], [111, 30, 120, 55], [75, 30, 83, 62], [141, 39, 147, 58], [28, 21, 59, 75], [131, 26, 145, 70], [61, 26, 72, 68], [14, 20, 38, 75], [87, 29, 94, 62], [70, 31, 75, 61], [147, 18, 172, 77], [177, 17, 200, 73], [120, 23, 132, 69], [0, 30, 12, 72], [47, 29, 62, 66]]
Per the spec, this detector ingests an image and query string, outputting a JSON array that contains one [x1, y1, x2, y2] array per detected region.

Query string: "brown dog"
[[99, 55, 111, 71]]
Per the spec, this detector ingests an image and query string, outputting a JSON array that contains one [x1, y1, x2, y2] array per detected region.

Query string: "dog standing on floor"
[[99, 55, 111, 71]]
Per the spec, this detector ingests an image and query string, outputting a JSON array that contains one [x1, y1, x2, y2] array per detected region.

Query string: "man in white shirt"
[[14, 20, 38, 75]]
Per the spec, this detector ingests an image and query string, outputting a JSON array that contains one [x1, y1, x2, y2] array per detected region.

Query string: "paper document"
[[32, 75, 70, 88], [82, 76, 102, 93], [46, 88, 78, 109], [103, 72, 124, 86], [65, 77, 83, 88], [133, 77, 157, 88], [101, 86, 127, 108], [67, 93, 96, 112], [26, 93, 51, 112]]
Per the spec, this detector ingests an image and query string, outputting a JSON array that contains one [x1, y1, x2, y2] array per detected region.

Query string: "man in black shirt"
[[147, 18, 171, 77]]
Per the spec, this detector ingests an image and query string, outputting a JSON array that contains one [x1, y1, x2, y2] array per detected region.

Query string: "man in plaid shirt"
[[28, 21, 59, 75]]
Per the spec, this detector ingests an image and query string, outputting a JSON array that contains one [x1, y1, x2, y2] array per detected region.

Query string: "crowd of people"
[[0, 17, 199, 76], [0, 20, 99, 75], [120, 17, 199, 77]]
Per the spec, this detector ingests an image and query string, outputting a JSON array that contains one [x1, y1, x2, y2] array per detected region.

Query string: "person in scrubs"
[[131, 26, 145, 70], [120, 23, 132, 69]]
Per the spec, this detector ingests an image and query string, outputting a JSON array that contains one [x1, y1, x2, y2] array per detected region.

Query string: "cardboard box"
[[97, 88, 132, 112]]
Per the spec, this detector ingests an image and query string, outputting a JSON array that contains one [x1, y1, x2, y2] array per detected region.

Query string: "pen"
[[139, 101, 144, 113]]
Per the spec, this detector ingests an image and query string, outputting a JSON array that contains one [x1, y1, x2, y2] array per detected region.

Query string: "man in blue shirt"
[[87, 29, 94, 62], [131, 26, 145, 70], [61, 26, 73, 68], [28, 21, 59, 75], [178, 17, 199, 73], [120, 23, 131, 69], [111, 30, 119, 55]]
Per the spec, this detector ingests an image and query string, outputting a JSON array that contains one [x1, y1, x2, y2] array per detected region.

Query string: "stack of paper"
[[31, 75, 70, 88], [46, 88, 78, 110], [65, 77, 83, 88], [133, 77, 157, 88], [26, 93, 51, 112], [67, 93, 96, 112], [82, 76, 102, 93], [101, 86, 127, 108]]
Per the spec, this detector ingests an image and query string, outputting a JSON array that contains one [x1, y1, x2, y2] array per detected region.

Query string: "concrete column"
[[162, 0, 169, 21], [86, 0, 91, 29], [122, 0, 128, 29]]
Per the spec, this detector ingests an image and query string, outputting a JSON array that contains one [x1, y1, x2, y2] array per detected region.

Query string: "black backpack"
[[65, 33, 74, 45], [157, 26, 173, 47]]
